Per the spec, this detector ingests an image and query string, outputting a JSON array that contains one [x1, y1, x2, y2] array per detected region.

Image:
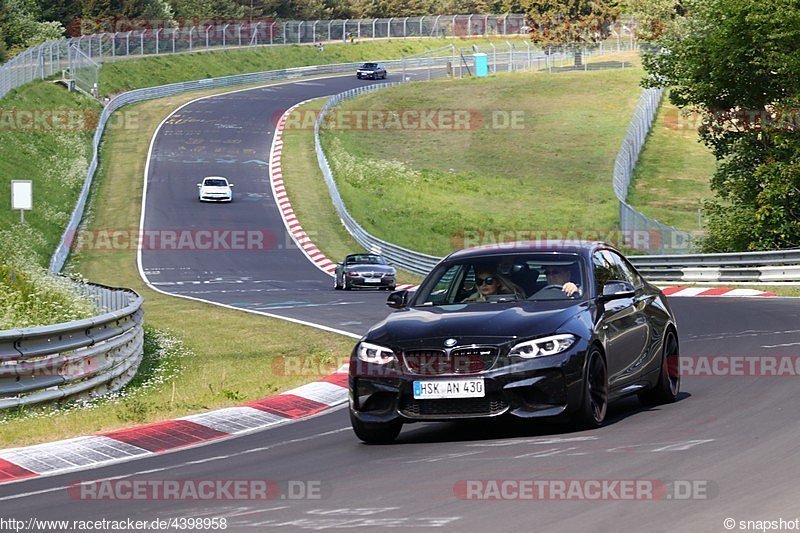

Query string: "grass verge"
[[280, 98, 424, 284], [0, 82, 98, 267], [0, 81, 357, 448], [627, 96, 716, 231], [320, 66, 645, 257], [99, 37, 532, 96]]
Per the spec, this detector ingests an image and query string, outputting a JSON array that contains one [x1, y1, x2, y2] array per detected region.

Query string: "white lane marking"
[[650, 439, 715, 452], [762, 341, 800, 348], [137, 78, 364, 340], [404, 451, 482, 464], [257, 516, 460, 529], [307, 508, 400, 516], [0, 426, 351, 501], [466, 436, 598, 447], [514, 447, 578, 459]]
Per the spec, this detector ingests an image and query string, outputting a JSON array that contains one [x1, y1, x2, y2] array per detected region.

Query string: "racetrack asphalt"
[[1, 72, 799, 532]]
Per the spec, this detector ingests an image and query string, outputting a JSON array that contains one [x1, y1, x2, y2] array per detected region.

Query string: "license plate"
[[413, 379, 484, 399], [364, 278, 381, 283]]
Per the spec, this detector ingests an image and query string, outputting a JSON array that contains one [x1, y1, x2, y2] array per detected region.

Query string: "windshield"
[[203, 179, 227, 187], [346, 254, 386, 265], [361, 63, 378, 68], [413, 253, 587, 306]]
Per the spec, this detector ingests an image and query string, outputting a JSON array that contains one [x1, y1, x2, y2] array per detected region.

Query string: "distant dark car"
[[334, 253, 396, 290], [356, 63, 387, 80], [348, 241, 680, 443]]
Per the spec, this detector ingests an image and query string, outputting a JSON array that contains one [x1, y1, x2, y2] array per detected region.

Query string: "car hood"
[[346, 265, 395, 274], [201, 186, 230, 193], [366, 300, 587, 347]]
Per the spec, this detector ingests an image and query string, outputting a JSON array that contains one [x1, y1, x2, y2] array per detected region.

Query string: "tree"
[[643, 0, 800, 251], [3, 0, 64, 53], [626, 0, 684, 41], [527, 0, 620, 66]]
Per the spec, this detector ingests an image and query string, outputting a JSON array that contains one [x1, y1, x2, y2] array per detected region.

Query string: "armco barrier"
[[48, 55, 468, 274], [315, 85, 800, 282], [628, 249, 800, 283], [0, 282, 144, 409], [0, 14, 533, 101]]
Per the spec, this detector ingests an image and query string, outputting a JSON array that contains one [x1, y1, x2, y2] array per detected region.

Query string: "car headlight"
[[509, 334, 577, 359], [356, 341, 396, 364]]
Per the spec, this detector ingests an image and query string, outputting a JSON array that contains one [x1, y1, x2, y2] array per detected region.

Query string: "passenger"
[[537, 264, 581, 297], [462, 269, 525, 302]]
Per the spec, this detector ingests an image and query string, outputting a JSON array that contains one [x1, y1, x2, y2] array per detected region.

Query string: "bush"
[[0, 226, 96, 329]]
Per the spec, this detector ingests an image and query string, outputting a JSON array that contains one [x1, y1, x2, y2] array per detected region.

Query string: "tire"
[[350, 412, 402, 444], [576, 347, 608, 428], [334, 275, 342, 290], [344, 279, 351, 290], [639, 329, 680, 405], [386, 285, 396, 291]]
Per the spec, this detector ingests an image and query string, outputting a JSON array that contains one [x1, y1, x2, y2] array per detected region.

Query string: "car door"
[[592, 250, 649, 390]]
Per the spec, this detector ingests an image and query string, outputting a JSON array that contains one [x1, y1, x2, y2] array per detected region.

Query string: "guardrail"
[[315, 83, 442, 275], [628, 249, 800, 283], [614, 88, 696, 254], [49, 55, 472, 274], [0, 282, 144, 409], [316, 83, 800, 282], [0, 13, 534, 101]]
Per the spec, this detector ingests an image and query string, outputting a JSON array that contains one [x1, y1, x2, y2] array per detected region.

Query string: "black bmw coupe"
[[348, 241, 681, 443]]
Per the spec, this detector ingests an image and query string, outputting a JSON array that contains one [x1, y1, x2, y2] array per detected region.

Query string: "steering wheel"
[[528, 284, 580, 300]]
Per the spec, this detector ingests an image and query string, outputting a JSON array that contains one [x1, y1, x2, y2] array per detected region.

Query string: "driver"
[[462, 269, 525, 302], [537, 264, 581, 297]]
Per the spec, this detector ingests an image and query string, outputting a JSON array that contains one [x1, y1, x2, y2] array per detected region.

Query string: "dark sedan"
[[356, 62, 387, 79], [334, 253, 397, 290], [349, 242, 681, 443]]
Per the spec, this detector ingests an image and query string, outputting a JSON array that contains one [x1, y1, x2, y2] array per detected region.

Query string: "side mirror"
[[387, 290, 409, 309], [196, 183, 202, 187], [229, 183, 234, 187], [600, 280, 635, 301]]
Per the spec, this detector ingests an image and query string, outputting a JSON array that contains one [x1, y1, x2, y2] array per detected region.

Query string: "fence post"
[[387, 18, 392, 39], [297, 21, 303, 43]]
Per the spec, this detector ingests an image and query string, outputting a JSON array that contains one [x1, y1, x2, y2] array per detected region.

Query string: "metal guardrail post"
[[0, 282, 144, 409]]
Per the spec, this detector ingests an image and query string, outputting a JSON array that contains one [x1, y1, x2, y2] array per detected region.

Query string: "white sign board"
[[11, 180, 32, 210]]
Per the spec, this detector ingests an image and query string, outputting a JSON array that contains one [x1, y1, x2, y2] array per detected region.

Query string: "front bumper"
[[349, 344, 588, 424], [200, 195, 232, 202], [345, 276, 395, 288], [357, 72, 378, 79]]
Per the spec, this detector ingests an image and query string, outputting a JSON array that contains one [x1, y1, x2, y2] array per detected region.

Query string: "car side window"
[[592, 251, 615, 294], [602, 251, 640, 287], [424, 264, 464, 305]]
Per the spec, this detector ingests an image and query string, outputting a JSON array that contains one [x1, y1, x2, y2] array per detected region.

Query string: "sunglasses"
[[476, 277, 496, 286]]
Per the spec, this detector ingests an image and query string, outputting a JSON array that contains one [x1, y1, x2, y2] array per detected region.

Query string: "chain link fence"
[[67, 45, 100, 97], [0, 14, 533, 101], [613, 87, 696, 254], [0, 282, 143, 409]]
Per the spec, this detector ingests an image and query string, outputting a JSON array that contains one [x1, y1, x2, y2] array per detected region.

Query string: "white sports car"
[[197, 176, 234, 202]]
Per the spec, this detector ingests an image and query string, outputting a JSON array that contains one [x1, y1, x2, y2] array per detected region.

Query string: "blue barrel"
[[474, 53, 489, 77]]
